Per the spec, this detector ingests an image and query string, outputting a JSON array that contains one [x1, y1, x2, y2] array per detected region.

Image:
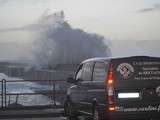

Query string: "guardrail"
[[0, 79, 68, 110]]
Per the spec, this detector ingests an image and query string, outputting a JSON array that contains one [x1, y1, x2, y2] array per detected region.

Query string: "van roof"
[[82, 56, 160, 64]]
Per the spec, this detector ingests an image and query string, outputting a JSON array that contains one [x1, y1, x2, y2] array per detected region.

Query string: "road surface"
[[2, 117, 67, 120]]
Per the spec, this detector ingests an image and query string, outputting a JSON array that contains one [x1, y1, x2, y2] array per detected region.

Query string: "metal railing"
[[0, 79, 68, 110]]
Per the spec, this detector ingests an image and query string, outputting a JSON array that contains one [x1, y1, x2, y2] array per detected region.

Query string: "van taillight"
[[106, 64, 115, 112], [109, 106, 115, 111], [108, 71, 113, 84]]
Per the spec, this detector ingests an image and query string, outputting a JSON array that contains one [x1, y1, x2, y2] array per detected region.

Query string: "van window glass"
[[75, 64, 83, 81], [93, 62, 107, 81], [81, 62, 94, 81]]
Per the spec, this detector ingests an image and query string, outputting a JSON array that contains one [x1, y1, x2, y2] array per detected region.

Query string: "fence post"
[[1, 79, 6, 109], [4, 79, 7, 108], [1, 80, 3, 109], [53, 81, 56, 106]]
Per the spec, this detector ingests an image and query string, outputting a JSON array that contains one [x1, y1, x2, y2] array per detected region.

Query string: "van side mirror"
[[67, 76, 76, 83]]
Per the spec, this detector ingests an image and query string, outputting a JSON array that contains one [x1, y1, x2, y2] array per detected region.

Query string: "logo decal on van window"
[[117, 63, 134, 79], [156, 86, 160, 97]]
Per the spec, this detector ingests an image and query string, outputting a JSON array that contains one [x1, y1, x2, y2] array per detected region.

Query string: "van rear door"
[[112, 56, 160, 113]]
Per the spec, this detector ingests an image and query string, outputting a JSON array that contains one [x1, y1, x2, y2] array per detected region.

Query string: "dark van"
[[64, 56, 160, 120]]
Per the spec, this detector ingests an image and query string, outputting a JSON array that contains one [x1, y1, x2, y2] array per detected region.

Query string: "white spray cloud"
[[33, 11, 111, 67], [0, 11, 111, 66]]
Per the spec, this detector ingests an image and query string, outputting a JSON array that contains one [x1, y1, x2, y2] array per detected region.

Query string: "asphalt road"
[[0, 109, 88, 120], [0, 108, 68, 120], [1, 117, 89, 120], [1, 115, 88, 120], [1, 117, 67, 120]]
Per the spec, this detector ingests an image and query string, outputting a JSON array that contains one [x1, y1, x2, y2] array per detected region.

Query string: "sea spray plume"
[[33, 11, 111, 67]]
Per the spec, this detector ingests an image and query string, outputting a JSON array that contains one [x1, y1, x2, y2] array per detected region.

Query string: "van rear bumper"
[[104, 112, 160, 120]]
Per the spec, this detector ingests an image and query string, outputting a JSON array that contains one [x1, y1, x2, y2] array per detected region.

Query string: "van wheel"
[[64, 100, 78, 120], [92, 106, 99, 120]]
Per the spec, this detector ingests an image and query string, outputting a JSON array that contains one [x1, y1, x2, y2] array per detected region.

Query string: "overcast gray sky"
[[0, 0, 160, 60], [0, 0, 160, 40]]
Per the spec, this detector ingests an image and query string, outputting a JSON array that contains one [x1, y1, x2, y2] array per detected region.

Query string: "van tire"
[[64, 100, 78, 120]]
